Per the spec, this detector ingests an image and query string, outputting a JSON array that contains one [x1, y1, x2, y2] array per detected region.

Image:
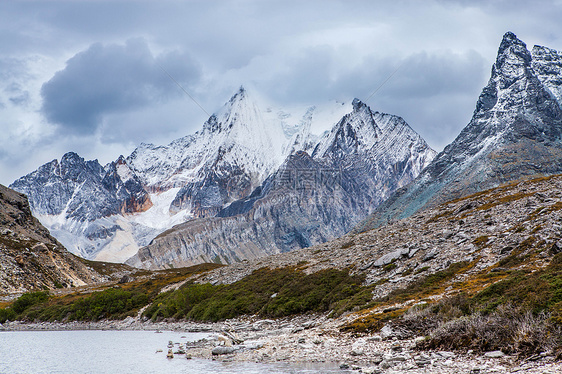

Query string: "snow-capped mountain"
[[127, 99, 436, 269], [10, 87, 363, 262], [10, 152, 153, 261], [357, 32, 562, 232]]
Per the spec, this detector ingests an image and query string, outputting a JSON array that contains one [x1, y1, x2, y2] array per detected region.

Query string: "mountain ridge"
[[356, 31, 562, 233], [127, 99, 435, 269], [11, 88, 434, 264]]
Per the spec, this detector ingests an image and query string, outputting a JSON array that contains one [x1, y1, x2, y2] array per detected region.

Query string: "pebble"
[[484, 350, 506, 358]]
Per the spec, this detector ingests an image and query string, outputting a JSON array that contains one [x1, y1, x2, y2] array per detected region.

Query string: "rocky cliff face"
[[357, 32, 562, 232], [127, 100, 435, 269], [0, 184, 105, 293]]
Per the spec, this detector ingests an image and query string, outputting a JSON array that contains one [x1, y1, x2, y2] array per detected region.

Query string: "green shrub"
[[11, 291, 49, 314], [143, 267, 374, 322], [383, 263, 397, 272], [0, 307, 17, 323], [0, 291, 49, 323]]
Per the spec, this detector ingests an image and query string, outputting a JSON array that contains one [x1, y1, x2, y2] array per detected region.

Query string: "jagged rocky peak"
[[204, 86, 265, 134], [475, 32, 562, 144], [312, 98, 380, 159], [210, 86, 286, 158], [202, 87, 251, 133], [313, 98, 434, 169], [531, 43, 562, 105], [496, 31, 530, 67], [11, 152, 100, 218], [443, 31, 562, 164], [357, 32, 562, 232], [11, 151, 151, 222], [167, 87, 290, 217]]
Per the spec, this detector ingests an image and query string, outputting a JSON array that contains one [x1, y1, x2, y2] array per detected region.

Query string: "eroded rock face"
[[127, 101, 435, 269], [102, 156, 153, 215], [358, 32, 562, 232], [0, 184, 105, 293]]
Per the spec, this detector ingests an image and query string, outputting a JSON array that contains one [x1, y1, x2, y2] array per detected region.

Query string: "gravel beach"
[[3, 314, 562, 374]]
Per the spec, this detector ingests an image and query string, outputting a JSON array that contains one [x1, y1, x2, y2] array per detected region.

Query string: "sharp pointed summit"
[[357, 32, 562, 232], [312, 98, 381, 159]]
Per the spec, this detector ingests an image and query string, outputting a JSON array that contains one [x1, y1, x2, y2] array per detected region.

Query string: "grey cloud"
[[258, 46, 336, 103], [5, 83, 30, 107], [250, 47, 487, 149], [8, 92, 30, 106], [360, 51, 488, 149], [40, 38, 201, 135], [255, 46, 486, 106], [0, 57, 27, 80], [377, 50, 487, 99]]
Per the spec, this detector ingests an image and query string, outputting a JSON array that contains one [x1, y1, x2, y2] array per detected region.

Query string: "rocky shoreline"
[[2, 314, 561, 373]]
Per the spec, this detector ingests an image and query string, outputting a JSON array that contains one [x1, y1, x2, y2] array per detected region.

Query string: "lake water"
[[0, 330, 342, 373]]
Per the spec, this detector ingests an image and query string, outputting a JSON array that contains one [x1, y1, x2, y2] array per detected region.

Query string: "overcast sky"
[[2, 0, 562, 185]]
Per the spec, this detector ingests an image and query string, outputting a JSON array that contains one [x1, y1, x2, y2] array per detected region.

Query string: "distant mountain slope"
[[356, 32, 562, 232], [11, 88, 351, 262], [0, 184, 105, 293], [12, 87, 434, 265], [127, 99, 435, 269]]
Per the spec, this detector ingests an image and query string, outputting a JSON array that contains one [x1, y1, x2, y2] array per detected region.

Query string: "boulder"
[[423, 249, 438, 261], [380, 325, 394, 339], [360, 367, 382, 374], [373, 249, 407, 267], [211, 346, 238, 355]]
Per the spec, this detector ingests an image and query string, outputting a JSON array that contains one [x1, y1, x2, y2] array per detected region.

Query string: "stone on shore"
[[484, 350, 506, 358], [212, 346, 238, 355]]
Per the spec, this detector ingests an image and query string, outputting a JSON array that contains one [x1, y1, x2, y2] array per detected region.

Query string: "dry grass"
[[419, 305, 561, 356]]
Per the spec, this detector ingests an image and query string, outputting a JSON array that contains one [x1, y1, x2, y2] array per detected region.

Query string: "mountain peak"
[[311, 100, 378, 159], [500, 31, 521, 46], [228, 85, 248, 104], [498, 31, 527, 52], [61, 151, 83, 164], [357, 32, 562, 232], [352, 98, 368, 111], [496, 31, 531, 69]]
